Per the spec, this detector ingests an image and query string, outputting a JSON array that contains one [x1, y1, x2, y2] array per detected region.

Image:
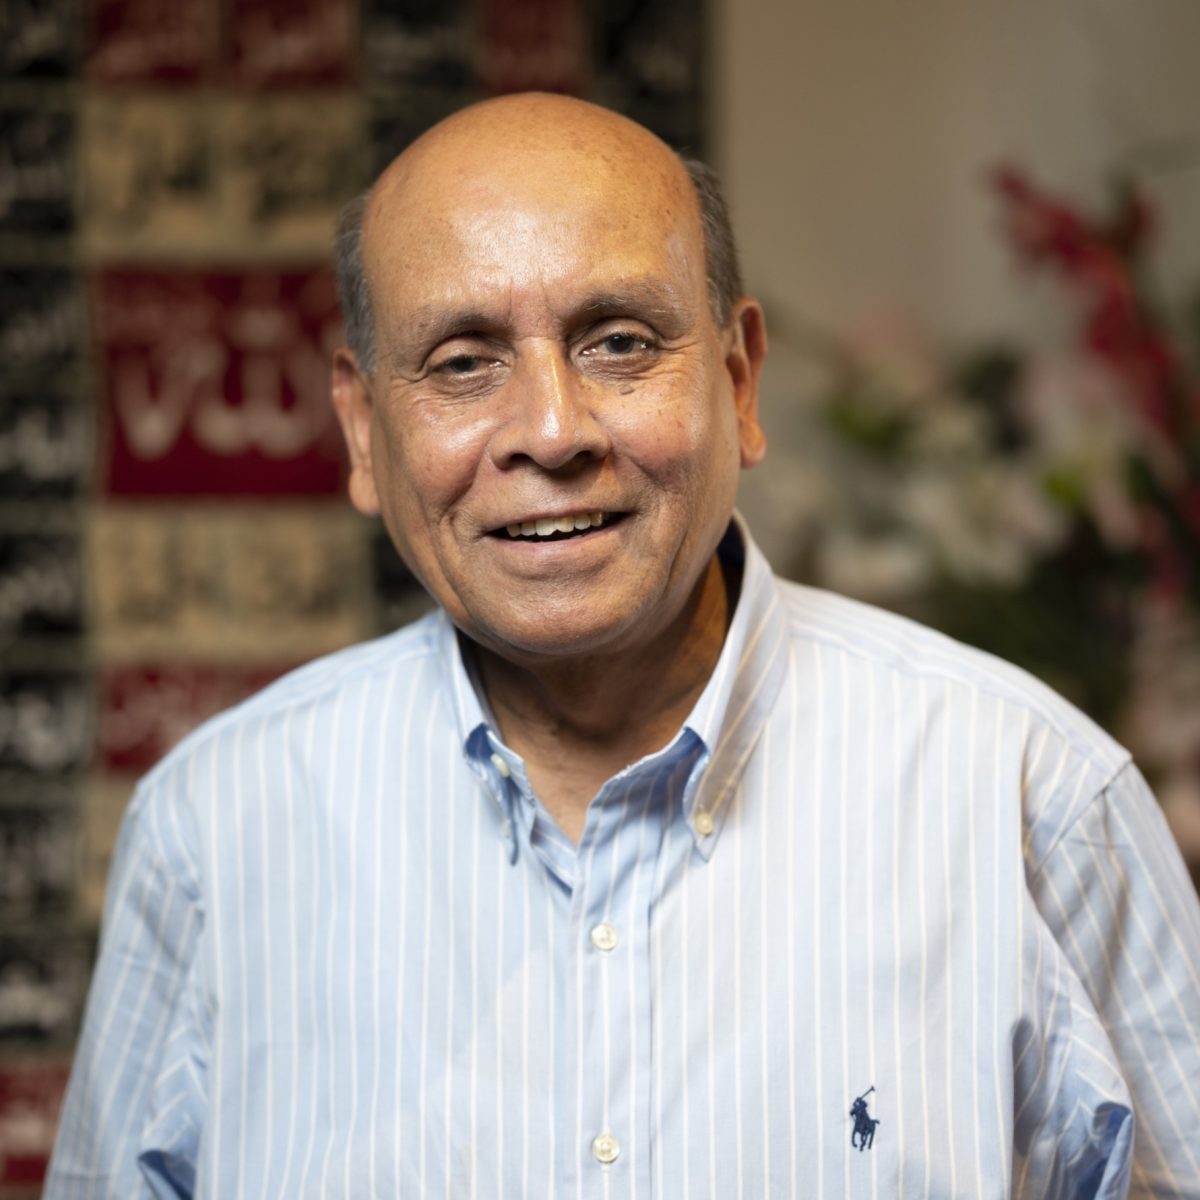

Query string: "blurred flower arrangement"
[[790, 168, 1200, 859]]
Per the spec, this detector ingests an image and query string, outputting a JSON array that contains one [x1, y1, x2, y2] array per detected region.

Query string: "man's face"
[[334, 106, 766, 664]]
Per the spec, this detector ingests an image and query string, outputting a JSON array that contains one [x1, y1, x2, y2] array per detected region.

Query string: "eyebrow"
[[390, 308, 498, 360], [575, 282, 690, 324]]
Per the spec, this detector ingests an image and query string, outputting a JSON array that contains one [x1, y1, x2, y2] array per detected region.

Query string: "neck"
[[475, 554, 734, 839]]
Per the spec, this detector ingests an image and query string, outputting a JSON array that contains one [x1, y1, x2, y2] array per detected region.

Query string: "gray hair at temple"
[[333, 156, 744, 376]]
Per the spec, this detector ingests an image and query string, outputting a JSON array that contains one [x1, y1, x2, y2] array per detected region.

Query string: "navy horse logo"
[[850, 1087, 880, 1151]]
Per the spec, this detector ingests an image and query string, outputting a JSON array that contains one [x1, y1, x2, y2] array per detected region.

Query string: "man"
[[49, 94, 1200, 1197]]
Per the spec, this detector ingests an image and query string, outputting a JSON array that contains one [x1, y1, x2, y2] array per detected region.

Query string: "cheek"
[[375, 407, 492, 526], [608, 371, 738, 493]]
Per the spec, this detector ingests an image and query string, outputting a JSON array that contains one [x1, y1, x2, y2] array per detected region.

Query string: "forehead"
[[362, 134, 707, 332]]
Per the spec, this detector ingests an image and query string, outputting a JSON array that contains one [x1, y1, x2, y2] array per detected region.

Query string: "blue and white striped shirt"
[[48, 521, 1200, 1198]]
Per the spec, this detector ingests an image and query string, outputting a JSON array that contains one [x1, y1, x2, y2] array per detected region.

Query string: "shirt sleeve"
[[44, 783, 207, 1199], [1031, 762, 1200, 1198]]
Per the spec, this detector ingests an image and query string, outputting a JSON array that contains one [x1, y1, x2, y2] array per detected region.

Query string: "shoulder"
[[771, 576, 1132, 857], [143, 609, 446, 784], [119, 611, 449, 866], [775, 577, 1126, 766]]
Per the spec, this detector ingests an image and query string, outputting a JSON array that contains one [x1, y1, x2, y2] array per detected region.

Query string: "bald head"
[[334, 94, 742, 374]]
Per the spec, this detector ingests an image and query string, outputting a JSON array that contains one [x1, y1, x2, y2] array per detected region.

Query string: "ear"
[[331, 347, 382, 516], [724, 297, 768, 468]]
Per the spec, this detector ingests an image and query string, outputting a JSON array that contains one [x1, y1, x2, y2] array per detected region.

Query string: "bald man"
[[48, 95, 1200, 1198]]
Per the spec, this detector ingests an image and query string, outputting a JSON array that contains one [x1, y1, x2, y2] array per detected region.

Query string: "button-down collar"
[[438, 514, 788, 861]]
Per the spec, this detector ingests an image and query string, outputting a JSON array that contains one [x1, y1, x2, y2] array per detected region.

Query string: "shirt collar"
[[436, 512, 788, 860], [677, 514, 788, 859]]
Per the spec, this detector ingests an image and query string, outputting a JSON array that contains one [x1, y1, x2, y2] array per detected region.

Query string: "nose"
[[488, 342, 611, 471]]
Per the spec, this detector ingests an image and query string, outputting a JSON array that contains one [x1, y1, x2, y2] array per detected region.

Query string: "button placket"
[[483, 749, 521, 863]]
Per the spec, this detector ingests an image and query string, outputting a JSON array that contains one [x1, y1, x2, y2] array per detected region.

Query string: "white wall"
[[712, 0, 1200, 565]]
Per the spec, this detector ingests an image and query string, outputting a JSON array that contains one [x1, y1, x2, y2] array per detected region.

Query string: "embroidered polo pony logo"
[[850, 1087, 880, 1151]]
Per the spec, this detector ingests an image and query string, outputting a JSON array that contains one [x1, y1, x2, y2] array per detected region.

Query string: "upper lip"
[[495, 507, 614, 526]]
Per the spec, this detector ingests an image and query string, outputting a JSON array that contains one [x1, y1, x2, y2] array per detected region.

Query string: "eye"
[[582, 329, 656, 359], [439, 354, 487, 374], [602, 332, 644, 354]]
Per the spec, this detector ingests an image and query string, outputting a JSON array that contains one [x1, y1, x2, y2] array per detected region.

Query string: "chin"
[[464, 602, 653, 663]]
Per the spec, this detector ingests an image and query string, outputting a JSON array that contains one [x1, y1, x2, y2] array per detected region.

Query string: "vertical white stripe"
[[1015, 710, 1033, 1033], [1025, 740, 1071, 862], [395, 670, 430, 1197], [343, 685, 368, 1197], [652, 806, 670, 1200], [233, 723, 250, 1200], [916, 678, 931, 1200], [544, 868, 558, 1198], [367, 668, 397, 1196], [494, 803, 506, 1199], [278, 706, 301, 1198], [164, 760, 200, 879], [992, 699, 1011, 1198], [967, 687, 983, 1198], [319, 690, 346, 1196], [787, 646, 798, 1200], [891, 669, 906, 1199], [418, 691, 435, 1196], [865, 658, 878, 1200], [297, 703, 321, 1194], [839, 650, 851, 1200], [521, 846, 532, 1198], [734, 776, 745, 1200], [443, 735, 459, 1200], [469, 778, 481, 1200], [680, 811, 692, 1200], [1020, 722, 1050, 827], [255, 720, 275, 1190], [812, 642, 825, 1192], [759, 737, 771, 1195], [706, 829, 718, 1200], [941, 680, 957, 1196]]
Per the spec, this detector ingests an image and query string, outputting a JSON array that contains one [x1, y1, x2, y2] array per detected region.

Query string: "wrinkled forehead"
[[360, 115, 707, 323]]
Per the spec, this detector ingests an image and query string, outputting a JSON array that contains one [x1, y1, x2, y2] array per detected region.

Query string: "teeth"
[[503, 512, 611, 538]]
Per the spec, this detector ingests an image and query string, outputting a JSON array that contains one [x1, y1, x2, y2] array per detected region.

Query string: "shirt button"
[[489, 752, 511, 778], [591, 1133, 620, 1164], [589, 922, 619, 952], [694, 810, 714, 836]]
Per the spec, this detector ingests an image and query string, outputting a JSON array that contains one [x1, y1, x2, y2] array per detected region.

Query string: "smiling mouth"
[[492, 511, 622, 543]]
